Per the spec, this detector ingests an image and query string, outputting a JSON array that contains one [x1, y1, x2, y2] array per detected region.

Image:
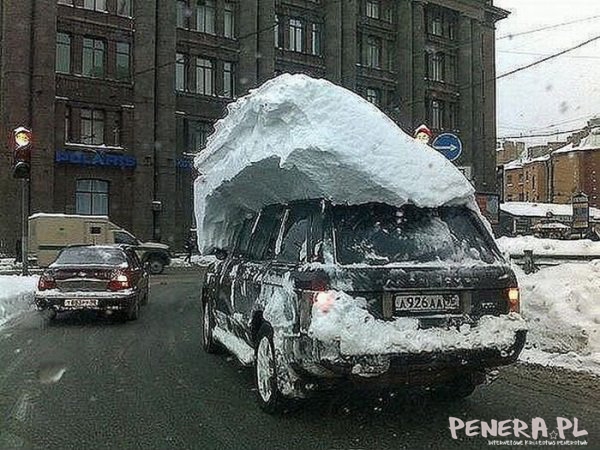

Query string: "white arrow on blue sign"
[[432, 133, 463, 162]]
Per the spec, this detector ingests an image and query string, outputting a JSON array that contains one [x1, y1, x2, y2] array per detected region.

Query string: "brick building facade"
[[502, 127, 600, 208], [1, 0, 508, 254]]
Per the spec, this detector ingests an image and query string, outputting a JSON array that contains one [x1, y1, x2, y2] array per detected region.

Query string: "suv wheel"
[[147, 258, 165, 275], [255, 324, 291, 414], [202, 301, 219, 353]]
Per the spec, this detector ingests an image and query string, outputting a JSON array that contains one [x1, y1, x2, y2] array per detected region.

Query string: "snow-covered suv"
[[201, 199, 527, 413]]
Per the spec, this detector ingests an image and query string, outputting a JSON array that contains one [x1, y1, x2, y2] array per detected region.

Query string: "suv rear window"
[[333, 204, 500, 265], [53, 247, 128, 266]]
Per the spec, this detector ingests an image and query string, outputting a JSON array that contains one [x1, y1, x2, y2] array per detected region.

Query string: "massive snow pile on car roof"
[[194, 74, 474, 252]]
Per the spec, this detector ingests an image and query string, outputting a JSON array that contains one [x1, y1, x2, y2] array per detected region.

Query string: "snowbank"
[[194, 74, 475, 253], [497, 236, 600, 257], [309, 292, 527, 356], [0, 276, 38, 328], [516, 263, 600, 375]]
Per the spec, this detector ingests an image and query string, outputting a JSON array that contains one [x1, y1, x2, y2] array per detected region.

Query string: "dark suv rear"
[[201, 199, 527, 412]]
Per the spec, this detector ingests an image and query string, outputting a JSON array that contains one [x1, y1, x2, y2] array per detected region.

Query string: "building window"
[[518, 173, 524, 184], [366, 0, 380, 19], [76, 180, 109, 216], [366, 36, 381, 68], [288, 18, 303, 52], [224, 2, 235, 38], [113, 112, 122, 147], [532, 175, 536, 189], [195, 57, 214, 95], [186, 120, 212, 153], [275, 16, 284, 48], [81, 108, 105, 145], [177, 0, 189, 28], [223, 62, 235, 99], [83, 0, 107, 12], [176, 53, 188, 91], [427, 99, 444, 130], [448, 102, 458, 130], [116, 42, 130, 81], [56, 33, 71, 74], [428, 10, 443, 36], [65, 106, 72, 142], [117, 0, 132, 17], [506, 174, 513, 185], [82, 38, 105, 78], [366, 88, 381, 106], [384, 3, 393, 23], [311, 23, 322, 56], [446, 54, 457, 83], [426, 52, 444, 81], [196, 0, 216, 34]]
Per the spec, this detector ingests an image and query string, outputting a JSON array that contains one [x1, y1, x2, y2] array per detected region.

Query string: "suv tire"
[[201, 300, 220, 354], [255, 323, 292, 414], [147, 257, 165, 275]]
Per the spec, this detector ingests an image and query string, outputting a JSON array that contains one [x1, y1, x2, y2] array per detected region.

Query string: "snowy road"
[[0, 272, 598, 450]]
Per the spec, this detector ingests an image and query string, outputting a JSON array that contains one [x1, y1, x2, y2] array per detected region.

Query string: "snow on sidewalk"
[[497, 236, 600, 257], [0, 276, 38, 328], [516, 262, 600, 375]]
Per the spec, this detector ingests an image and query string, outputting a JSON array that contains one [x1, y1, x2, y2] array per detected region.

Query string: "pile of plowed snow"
[[516, 262, 600, 375], [194, 74, 474, 252], [0, 276, 38, 328]]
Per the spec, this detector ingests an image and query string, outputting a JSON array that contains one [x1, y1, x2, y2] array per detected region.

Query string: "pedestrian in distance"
[[184, 233, 195, 264]]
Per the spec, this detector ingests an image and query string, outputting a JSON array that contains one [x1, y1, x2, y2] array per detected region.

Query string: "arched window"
[[76, 179, 109, 215]]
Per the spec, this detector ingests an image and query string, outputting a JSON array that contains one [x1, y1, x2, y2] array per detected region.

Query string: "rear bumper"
[[35, 291, 137, 312], [286, 330, 527, 385]]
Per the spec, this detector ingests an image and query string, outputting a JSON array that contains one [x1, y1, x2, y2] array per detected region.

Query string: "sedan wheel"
[[147, 259, 165, 275]]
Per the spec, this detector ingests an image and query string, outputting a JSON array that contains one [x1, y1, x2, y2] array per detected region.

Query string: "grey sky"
[[494, 0, 600, 144]]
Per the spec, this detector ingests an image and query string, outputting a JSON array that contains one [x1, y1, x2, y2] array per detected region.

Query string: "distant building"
[[499, 201, 600, 237], [496, 141, 525, 166], [501, 123, 600, 208], [0, 0, 509, 255]]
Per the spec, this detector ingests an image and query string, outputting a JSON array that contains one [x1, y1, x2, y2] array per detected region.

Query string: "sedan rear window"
[[53, 247, 128, 267], [333, 204, 500, 266]]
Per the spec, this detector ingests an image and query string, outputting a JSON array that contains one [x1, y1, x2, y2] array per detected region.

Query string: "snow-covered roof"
[[553, 128, 600, 155], [30, 213, 110, 221], [194, 74, 475, 252], [501, 202, 600, 220]]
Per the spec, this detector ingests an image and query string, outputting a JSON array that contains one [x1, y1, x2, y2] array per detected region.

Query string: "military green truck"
[[29, 214, 171, 274]]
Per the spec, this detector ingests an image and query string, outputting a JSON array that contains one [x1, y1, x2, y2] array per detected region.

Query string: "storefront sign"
[[55, 150, 137, 169]]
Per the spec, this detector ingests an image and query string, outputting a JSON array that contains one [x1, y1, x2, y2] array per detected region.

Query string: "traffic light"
[[12, 126, 32, 179]]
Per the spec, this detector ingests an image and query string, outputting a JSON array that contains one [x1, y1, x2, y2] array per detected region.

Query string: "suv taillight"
[[506, 287, 520, 313], [312, 291, 336, 313], [108, 272, 131, 291], [38, 274, 57, 291]]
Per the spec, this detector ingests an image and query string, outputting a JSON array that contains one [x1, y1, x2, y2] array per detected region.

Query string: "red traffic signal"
[[12, 126, 32, 179]]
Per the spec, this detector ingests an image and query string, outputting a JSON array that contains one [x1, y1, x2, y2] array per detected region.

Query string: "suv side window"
[[234, 214, 257, 257], [277, 207, 310, 263], [247, 206, 285, 261]]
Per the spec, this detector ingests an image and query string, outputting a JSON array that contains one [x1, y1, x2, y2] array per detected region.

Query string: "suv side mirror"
[[214, 248, 228, 261]]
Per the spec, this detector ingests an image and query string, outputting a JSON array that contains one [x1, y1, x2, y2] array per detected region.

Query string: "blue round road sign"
[[432, 133, 463, 162]]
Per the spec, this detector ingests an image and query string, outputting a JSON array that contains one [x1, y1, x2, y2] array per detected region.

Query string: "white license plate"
[[64, 299, 98, 307], [395, 294, 460, 313]]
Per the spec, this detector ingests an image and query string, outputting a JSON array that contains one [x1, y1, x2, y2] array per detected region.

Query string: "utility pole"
[[21, 179, 30, 276]]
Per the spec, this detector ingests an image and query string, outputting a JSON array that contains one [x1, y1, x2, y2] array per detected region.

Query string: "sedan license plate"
[[64, 299, 98, 308], [395, 294, 460, 313]]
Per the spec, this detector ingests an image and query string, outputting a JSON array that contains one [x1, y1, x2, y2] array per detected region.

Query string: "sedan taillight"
[[38, 274, 57, 291], [108, 272, 131, 291]]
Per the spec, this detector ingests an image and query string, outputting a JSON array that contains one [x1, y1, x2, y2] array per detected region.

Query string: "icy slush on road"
[[194, 74, 527, 413]]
